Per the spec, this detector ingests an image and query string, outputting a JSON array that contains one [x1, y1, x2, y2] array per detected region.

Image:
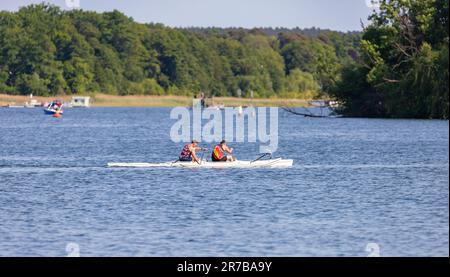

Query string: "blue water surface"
[[0, 108, 448, 256]]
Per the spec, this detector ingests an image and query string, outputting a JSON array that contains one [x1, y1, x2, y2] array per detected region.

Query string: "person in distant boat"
[[211, 140, 234, 162], [179, 140, 207, 163]]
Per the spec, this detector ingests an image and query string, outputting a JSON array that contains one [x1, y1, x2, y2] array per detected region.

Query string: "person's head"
[[220, 140, 226, 146], [191, 140, 198, 147]]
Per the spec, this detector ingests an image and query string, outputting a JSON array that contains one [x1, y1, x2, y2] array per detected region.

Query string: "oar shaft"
[[251, 153, 272, 163]]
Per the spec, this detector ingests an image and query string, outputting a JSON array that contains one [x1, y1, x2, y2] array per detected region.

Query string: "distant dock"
[[1, 93, 325, 108]]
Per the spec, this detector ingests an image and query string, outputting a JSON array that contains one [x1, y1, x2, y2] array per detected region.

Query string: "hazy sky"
[[0, 0, 375, 31]]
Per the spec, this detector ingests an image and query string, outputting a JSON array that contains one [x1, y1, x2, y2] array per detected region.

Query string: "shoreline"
[[0, 93, 311, 108]]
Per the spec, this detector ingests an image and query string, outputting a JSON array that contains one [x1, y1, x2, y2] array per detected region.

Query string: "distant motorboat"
[[309, 100, 341, 108], [70, 96, 90, 108], [44, 108, 63, 115], [206, 104, 225, 110], [329, 101, 341, 108], [6, 104, 25, 108], [25, 99, 43, 108], [309, 100, 328, 107], [237, 106, 243, 115], [44, 100, 64, 115]]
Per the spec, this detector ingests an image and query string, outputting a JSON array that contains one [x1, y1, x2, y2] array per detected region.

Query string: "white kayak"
[[107, 158, 293, 169]]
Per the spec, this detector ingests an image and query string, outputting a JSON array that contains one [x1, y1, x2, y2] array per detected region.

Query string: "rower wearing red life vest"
[[211, 140, 234, 162], [179, 140, 207, 163]]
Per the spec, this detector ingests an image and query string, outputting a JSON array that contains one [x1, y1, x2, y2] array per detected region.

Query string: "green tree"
[[331, 0, 449, 118], [282, 69, 320, 99], [0, 3, 361, 100]]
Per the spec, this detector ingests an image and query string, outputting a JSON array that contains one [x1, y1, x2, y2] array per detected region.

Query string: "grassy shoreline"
[[0, 93, 311, 107]]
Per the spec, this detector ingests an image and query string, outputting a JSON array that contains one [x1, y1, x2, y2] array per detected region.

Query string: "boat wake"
[[0, 163, 447, 173], [297, 163, 449, 170]]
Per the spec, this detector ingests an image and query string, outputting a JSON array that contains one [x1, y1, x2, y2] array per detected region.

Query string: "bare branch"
[[382, 78, 401, 83], [394, 42, 413, 57], [282, 107, 329, 118]]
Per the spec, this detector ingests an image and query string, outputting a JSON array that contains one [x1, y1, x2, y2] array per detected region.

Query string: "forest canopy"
[[0, 1, 447, 119], [0, 3, 359, 99], [331, 0, 449, 119]]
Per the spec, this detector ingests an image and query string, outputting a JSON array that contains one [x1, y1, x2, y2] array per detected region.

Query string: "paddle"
[[251, 153, 272, 163], [198, 148, 207, 164]]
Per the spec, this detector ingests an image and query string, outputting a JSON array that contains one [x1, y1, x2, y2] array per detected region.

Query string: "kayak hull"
[[107, 159, 293, 169], [44, 109, 64, 115]]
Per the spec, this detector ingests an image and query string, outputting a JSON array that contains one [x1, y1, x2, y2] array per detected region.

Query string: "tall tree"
[[332, 0, 448, 119]]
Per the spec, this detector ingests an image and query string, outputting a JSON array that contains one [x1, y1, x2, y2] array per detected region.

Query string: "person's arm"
[[189, 146, 200, 163], [223, 145, 233, 154]]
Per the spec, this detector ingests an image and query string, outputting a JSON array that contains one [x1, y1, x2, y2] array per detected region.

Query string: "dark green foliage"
[[0, 3, 357, 98], [331, 0, 449, 119]]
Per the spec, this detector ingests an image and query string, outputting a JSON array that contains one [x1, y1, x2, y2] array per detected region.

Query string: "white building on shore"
[[70, 96, 91, 108]]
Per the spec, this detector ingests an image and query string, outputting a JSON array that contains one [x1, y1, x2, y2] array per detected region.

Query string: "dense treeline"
[[1, 2, 446, 119], [0, 4, 359, 99], [331, 0, 449, 119], [186, 26, 361, 40]]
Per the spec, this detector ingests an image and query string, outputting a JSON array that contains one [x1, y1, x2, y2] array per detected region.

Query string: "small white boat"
[[44, 100, 64, 115], [6, 104, 25, 108], [108, 158, 293, 169], [25, 98, 42, 108], [70, 96, 91, 108]]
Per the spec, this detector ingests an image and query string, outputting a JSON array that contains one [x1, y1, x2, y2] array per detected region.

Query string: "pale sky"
[[0, 0, 375, 31]]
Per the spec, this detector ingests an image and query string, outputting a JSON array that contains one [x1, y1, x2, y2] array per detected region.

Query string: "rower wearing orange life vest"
[[211, 140, 234, 162]]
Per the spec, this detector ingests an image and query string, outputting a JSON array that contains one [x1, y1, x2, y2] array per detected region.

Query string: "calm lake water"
[[0, 107, 448, 257]]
